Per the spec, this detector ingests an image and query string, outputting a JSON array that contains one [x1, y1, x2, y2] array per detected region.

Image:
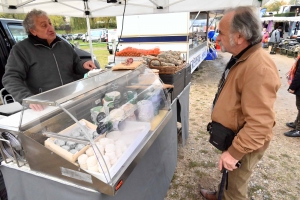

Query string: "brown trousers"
[[219, 149, 266, 200]]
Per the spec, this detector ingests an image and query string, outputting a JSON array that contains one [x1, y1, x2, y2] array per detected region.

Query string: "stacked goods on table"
[[142, 50, 186, 75], [108, 47, 160, 65], [143, 50, 184, 66], [141, 50, 187, 101], [116, 47, 160, 57]]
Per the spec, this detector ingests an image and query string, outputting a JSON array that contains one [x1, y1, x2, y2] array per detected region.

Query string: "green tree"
[[289, 0, 300, 5], [264, 0, 287, 12], [49, 15, 65, 30], [70, 17, 87, 30], [0, 13, 26, 19], [70, 17, 116, 31]]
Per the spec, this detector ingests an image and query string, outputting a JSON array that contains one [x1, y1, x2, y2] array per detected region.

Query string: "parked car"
[[73, 33, 83, 40], [67, 34, 73, 40], [61, 34, 69, 39], [0, 18, 100, 90], [82, 29, 107, 42]]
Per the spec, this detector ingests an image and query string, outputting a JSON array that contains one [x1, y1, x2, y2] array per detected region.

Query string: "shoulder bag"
[[207, 121, 236, 151]]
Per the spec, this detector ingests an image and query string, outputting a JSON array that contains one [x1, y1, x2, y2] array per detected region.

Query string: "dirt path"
[[165, 50, 300, 200]]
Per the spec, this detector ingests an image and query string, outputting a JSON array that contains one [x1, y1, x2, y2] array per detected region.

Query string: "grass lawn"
[[70, 40, 110, 68]]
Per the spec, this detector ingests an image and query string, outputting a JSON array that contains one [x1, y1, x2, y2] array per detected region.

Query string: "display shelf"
[[0, 64, 172, 196]]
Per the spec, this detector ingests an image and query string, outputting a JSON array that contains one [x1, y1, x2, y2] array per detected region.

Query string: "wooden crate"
[[44, 119, 97, 164]]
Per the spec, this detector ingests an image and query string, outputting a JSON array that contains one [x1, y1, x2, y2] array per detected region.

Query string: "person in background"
[[261, 28, 269, 47], [199, 6, 281, 200], [296, 8, 300, 17], [269, 26, 282, 54], [2, 9, 96, 111], [284, 56, 300, 137], [207, 26, 216, 42], [261, 27, 267, 36]]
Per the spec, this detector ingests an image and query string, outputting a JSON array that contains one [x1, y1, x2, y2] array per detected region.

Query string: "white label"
[[95, 99, 101, 105], [60, 167, 93, 183], [189, 47, 208, 73]]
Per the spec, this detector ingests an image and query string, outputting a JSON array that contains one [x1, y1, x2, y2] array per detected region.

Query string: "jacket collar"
[[28, 34, 61, 48], [237, 43, 262, 62]]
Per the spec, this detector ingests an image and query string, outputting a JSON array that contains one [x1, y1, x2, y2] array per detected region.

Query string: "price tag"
[[96, 112, 106, 124], [96, 122, 107, 135]]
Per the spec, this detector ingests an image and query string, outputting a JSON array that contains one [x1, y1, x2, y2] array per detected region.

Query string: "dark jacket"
[[289, 59, 300, 96], [2, 35, 88, 103]]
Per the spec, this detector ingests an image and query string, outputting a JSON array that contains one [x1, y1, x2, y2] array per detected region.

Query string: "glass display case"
[[0, 64, 172, 196], [189, 12, 208, 51]]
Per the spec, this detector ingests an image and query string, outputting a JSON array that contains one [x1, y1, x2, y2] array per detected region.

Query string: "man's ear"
[[236, 34, 245, 45], [29, 29, 36, 36]]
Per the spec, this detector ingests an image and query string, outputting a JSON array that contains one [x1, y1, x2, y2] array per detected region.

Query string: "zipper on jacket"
[[34, 42, 64, 86], [52, 53, 64, 86], [34, 41, 62, 49], [39, 88, 43, 93]]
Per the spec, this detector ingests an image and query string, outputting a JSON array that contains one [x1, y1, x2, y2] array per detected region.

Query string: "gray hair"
[[225, 6, 262, 45], [23, 9, 48, 34]]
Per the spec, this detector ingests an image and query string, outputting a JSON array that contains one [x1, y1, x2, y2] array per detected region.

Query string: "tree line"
[[0, 13, 116, 33], [263, 0, 300, 12]]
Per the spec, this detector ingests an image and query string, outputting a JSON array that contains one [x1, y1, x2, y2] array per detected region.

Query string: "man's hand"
[[83, 61, 96, 70], [219, 151, 239, 171], [288, 89, 295, 94], [29, 104, 44, 111]]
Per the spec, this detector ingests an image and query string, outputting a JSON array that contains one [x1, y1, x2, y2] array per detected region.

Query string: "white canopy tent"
[[261, 16, 300, 22], [0, 0, 262, 17], [0, 0, 262, 65]]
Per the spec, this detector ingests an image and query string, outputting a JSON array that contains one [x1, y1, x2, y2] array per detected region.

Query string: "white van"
[[82, 29, 107, 42]]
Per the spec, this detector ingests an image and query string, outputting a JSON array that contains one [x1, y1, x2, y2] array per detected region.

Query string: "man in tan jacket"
[[200, 7, 281, 200]]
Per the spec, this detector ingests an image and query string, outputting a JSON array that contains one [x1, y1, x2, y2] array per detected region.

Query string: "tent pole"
[[85, 16, 94, 63], [189, 11, 200, 30], [84, 0, 95, 64]]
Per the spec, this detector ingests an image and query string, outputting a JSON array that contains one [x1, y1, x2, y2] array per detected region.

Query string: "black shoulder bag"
[[207, 121, 236, 151]]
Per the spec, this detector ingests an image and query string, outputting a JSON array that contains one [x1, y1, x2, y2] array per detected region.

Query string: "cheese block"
[[104, 91, 121, 101]]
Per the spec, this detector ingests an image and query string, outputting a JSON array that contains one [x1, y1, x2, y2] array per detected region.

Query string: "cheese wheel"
[[78, 154, 88, 165], [105, 144, 115, 153], [88, 164, 99, 172], [99, 138, 114, 147], [106, 131, 122, 141], [105, 151, 117, 161], [86, 155, 97, 167], [80, 163, 88, 170], [86, 147, 95, 156]]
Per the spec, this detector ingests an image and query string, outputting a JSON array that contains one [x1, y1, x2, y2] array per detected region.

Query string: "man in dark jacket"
[[285, 56, 300, 137], [269, 26, 282, 54], [2, 9, 96, 111]]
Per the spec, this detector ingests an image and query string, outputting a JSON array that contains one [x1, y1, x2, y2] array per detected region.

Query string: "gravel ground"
[[164, 51, 300, 200]]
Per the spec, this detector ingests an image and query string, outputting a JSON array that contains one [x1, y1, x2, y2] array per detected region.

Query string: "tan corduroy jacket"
[[212, 43, 281, 160]]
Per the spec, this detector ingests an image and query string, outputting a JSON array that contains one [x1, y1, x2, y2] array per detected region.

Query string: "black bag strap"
[[218, 161, 241, 200], [218, 169, 228, 200]]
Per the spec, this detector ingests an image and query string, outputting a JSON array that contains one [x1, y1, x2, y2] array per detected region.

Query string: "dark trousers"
[[294, 95, 300, 130], [270, 42, 278, 53]]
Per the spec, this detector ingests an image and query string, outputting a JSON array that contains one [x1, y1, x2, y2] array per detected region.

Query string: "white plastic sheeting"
[[0, 0, 261, 17], [261, 16, 300, 22]]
